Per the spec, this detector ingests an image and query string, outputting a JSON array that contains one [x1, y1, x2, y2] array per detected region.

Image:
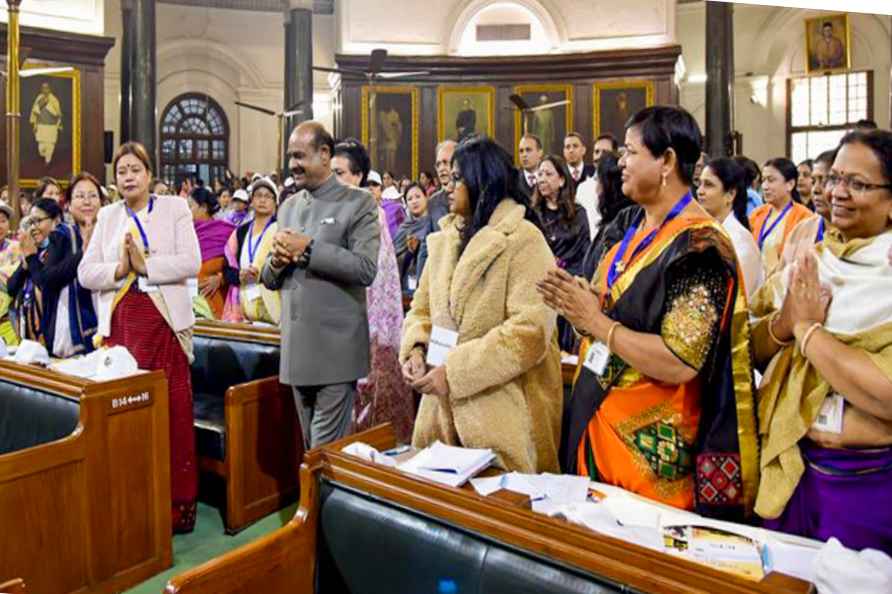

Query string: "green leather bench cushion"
[[317, 481, 631, 594], [0, 381, 79, 456], [190, 335, 280, 461]]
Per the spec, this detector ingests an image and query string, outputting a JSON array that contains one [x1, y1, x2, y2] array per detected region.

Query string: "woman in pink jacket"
[[78, 141, 202, 533]]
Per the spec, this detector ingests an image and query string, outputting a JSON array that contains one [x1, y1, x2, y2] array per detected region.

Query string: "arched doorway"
[[159, 93, 229, 189]]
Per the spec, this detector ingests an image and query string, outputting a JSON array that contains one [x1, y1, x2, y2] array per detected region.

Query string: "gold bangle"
[[768, 311, 794, 347], [606, 321, 621, 352], [799, 322, 823, 357]]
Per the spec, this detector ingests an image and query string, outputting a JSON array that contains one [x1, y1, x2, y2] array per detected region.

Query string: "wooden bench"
[[192, 320, 303, 533], [164, 424, 814, 594], [0, 361, 171, 594]]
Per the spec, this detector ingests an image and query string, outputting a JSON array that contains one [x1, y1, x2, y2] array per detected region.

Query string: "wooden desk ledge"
[[166, 424, 814, 594], [0, 578, 26, 594]]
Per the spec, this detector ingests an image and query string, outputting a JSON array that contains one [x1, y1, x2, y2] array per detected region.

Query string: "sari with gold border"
[[562, 212, 759, 521]]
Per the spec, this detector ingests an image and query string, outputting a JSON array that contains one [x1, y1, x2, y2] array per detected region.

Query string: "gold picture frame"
[[513, 83, 574, 161], [19, 64, 82, 189], [437, 85, 496, 143], [361, 85, 420, 180], [805, 13, 851, 75], [593, 80, 655, 145]]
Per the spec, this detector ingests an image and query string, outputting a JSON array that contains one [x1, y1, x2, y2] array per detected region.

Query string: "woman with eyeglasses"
[[401, 136, 562, 473], [22, 175, 101, 357], [539, 106, 758, 519], [7, 197, 64, 344], [751, 130, 892, 554], [221, 177, 280, 325], [749, 158, 814, 276], [78, 141, 202, 533]]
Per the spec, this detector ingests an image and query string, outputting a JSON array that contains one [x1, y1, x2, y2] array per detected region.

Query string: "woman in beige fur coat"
[[400, 137, 563, 473]]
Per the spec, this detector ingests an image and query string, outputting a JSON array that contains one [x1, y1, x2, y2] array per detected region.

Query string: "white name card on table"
[[426, 325, 458, 367]]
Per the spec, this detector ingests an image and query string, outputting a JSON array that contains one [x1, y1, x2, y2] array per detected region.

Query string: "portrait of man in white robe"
[[30, 82, 63, 165]]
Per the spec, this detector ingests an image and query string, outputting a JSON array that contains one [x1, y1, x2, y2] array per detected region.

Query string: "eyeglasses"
[[451, 172, 464, 184], [826, 174, 892, 195], [71, 192, 100, 202], [31, 215, 51, 224]]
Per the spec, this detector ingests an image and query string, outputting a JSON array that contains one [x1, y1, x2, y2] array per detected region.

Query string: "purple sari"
[[764, 440, 892, 554], [194, 218, 236, 262]]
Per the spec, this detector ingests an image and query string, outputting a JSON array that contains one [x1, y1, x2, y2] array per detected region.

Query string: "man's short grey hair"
[[435, 140, 458, 157]]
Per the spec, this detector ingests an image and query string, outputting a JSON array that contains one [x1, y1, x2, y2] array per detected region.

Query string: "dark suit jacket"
[[569, 163, 596, 184], [517, 170, 536, 201]]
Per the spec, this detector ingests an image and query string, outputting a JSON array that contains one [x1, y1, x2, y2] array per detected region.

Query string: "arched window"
[[159, 93, 229, 189]]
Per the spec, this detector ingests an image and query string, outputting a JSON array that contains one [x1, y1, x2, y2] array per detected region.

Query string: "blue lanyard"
[[816, 217, 825, 243], [607, 192, 693, 290], [125, 196, 155, 254], [758, 201, 792, 248], [246, 218, 274, 263]]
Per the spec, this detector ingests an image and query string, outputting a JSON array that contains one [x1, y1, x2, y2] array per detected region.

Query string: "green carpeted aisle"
[[124, 502, 298, 594]]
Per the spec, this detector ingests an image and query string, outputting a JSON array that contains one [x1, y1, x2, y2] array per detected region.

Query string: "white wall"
[[337, 0, 677, 55], [102, 0, 335, 178], [1, 0, 104, 35], [677, 3, 891, 163]]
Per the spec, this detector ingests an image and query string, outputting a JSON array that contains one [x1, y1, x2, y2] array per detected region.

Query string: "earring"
[[661, 172, 668, 187]]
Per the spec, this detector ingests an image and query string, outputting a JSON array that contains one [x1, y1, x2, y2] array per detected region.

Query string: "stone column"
[[128, 0, 157, 169], [283, 3, 314, 172], [705, 1, 734, 158], [119, 0, 134, 144]]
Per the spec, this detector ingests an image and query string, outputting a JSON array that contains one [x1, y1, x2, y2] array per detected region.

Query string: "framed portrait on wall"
[[19, 66, 81, 188], [593, 80, 654, 146], [437, 86, 496, 144], [513, 84, 574, 161], [805, 13, 851, 75], [361, 86, 420, 180]]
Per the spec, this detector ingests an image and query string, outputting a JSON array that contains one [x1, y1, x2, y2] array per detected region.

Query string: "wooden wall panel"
[[0, 25, 115, 186], [333, 46, 682, 174]]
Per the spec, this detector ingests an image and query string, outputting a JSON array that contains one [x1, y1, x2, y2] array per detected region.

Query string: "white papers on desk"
[[340, 442, 397, 467], [50, 346, 141, 380], [470, 472, 590, 512], [398, 441, 494, 487]]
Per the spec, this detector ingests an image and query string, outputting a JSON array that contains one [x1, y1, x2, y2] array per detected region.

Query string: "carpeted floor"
[[124, 501, 298, 594]]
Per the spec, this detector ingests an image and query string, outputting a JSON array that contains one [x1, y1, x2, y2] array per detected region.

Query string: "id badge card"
[[187, 278, 199, 299], [243, 282, 262, 302], [811, 393, 845, 434], [583, 341, 610, 377], [138, 276, 159, 293], [408, 275, 418, 292], [426, 325, 459, 367]]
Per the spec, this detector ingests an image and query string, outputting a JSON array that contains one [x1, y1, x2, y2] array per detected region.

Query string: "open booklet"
[[398, 441, 496, 487], [341, 440, 495, 488]]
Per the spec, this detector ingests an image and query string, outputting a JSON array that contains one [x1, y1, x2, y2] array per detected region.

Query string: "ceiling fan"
[[312, 48, 429, 83], [508, 93, 571, 134], [234, 99, 309, 175]]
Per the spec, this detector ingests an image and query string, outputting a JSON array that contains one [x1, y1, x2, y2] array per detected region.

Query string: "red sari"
[[108, 289, 198, 533]]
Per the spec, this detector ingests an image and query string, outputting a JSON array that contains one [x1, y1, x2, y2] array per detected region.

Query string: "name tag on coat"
[[427, 325, 459, 367]]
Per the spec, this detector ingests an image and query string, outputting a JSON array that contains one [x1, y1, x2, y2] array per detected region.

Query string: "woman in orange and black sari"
[[538, 106, 759, 520]]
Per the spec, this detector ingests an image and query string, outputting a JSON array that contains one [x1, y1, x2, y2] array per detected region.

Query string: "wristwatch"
[[297, 238, 314, 268]]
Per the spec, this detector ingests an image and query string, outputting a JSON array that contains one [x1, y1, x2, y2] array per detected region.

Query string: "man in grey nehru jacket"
[[261, 121, 380, 449]]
